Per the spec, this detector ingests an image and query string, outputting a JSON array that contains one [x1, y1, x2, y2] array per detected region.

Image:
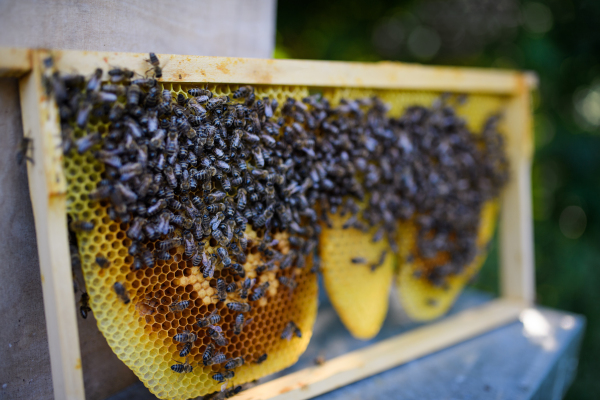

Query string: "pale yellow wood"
[[237, 299, 526, 400], [19, 50, 85, 400], [499, 78, 535, 304], [0, 47, 31, 77], [45, 48, 534, 94]]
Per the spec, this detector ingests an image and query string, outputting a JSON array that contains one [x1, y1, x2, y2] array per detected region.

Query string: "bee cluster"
[[46, 53, 508, 398]]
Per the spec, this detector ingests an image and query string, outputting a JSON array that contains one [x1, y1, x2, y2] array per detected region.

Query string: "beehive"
[[9, 46, 534, 400], [318, 89, 508, 336], [64, 83, 319, 399]]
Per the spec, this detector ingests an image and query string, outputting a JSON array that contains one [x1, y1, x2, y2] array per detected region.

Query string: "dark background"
[[276, 1, 600, 398]]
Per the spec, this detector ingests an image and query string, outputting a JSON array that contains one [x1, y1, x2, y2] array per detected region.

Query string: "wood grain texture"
[[19, 51, 85, 400], [47, 49, 535, 94], [499, 78, 535, 304], [0, 0, 276, 59], [237, 299, 526, 400]]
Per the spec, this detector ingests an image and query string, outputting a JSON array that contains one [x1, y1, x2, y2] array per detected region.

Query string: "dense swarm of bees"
[[38, 53, 508, 399]]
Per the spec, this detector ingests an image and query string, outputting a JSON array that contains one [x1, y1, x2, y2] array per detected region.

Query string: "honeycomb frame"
[[15, 48, 535, 400]]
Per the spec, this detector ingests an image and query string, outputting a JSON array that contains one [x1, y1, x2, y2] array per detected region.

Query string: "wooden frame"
[[1, 47, 536, 400]]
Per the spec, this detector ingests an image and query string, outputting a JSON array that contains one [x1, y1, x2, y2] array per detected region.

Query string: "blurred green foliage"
[[277, 0, 600, 398]]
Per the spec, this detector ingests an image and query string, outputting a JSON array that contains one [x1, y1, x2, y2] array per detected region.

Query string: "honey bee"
[[207, 326, 229, 346], [226, 302, 251, 313], [75, 131, 101, 154], [238, 278, 255, 300], [249, 282, 269, 301], [107, 67, 133, 83], [216, 246, 231, 267], [233, 85, 253, 99], [224, 356, 244, 370], [281, 321, 301, 340], [278, 276, 297, 291], [279, 251, 295, 270], [196, 309, 221, 328], [208, 352, 227, 366], [95, 256, 110, 269], [158, 236, 182, 251], [188, 87, 213, 99], [203, 253, 216, 279], [145, 52, 162, 78], [255, 353, 267, 364], [179, 342, 192, 358], [207, 191, 227, 204], [202, 343, 215, 366], [69, 220, 95, 232], [174, 329, 197, 343], [232, 313, 253, 335], [70, 244, 81, 270], [113, 282, 130, 304], [183, 231, 195, 258], [141, 248, 155, 268], [171, 214, 193, 229], [218, 386, 242, 399], [314, 354, 326, 366], [126, 83, 141, 106], [210, 228, 228, 247], [213, 279, 227, 302], [370, 250, 387, 272], [169, 297, 190, 313], [79, 292, 92, 319], [351, 257, 367, 264], [171, 356, 194, 374], [135, 298, 157, 316], [226, 283, 237, 293], [16, 137, 34, 165], [212, 371, 235, 383]]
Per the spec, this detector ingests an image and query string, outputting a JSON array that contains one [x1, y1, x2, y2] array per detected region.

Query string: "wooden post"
[[499, 77, 535, 304]]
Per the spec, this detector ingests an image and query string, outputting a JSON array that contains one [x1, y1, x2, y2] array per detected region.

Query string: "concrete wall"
[[0, 1, 276, 398]]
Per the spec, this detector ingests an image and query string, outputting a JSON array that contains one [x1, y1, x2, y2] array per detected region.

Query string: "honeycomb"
[[319, 212, 395, 339], [396, 200, 500, 321], [65, 83, 318, 399], [317, 88, 508, 335]]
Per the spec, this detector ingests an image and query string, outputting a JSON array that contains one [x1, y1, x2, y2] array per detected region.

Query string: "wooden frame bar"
[[237, 299, 526, 400], [1, 47, 536, 400], [17, 49, 85, 400]]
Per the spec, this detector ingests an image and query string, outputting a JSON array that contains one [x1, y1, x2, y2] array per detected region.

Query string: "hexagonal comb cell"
[[64, 84, 318, 399], [396, 200, 500, 321]]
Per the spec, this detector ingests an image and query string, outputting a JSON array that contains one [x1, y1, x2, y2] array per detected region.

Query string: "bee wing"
[[209, 324, 222, 332]]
